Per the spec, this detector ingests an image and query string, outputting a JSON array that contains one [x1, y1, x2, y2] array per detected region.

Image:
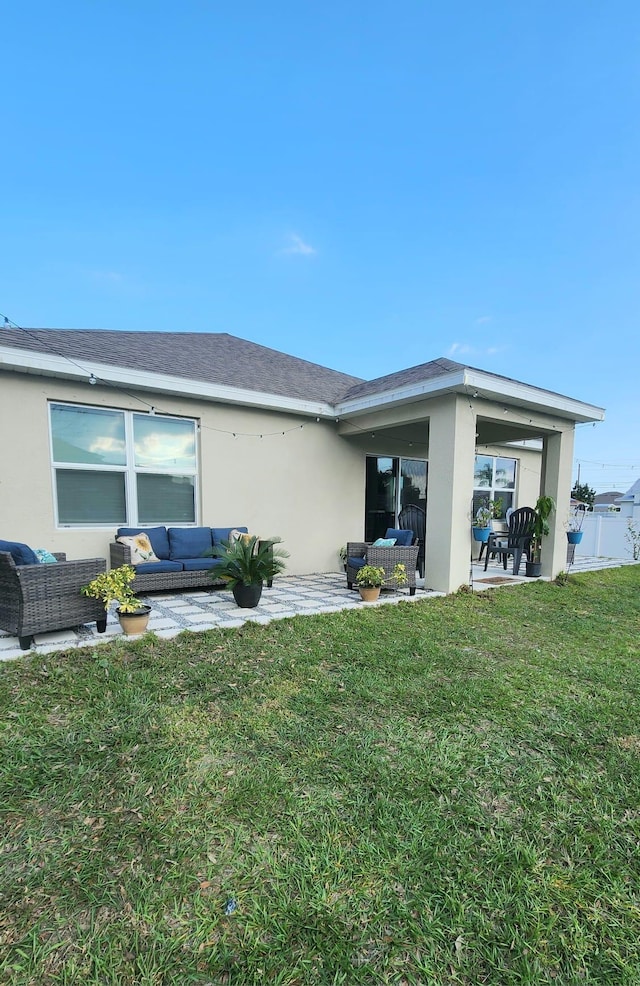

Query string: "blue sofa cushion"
[[211, 526, 248, 545], [385, 528, 413, 546], [117, 526, 171, 560], [133, 560, 184, 575], [168, 527, 213, 560], [0, 539, 39, 566], [347, 556, 366, 571], [182, 558, 224, 573]]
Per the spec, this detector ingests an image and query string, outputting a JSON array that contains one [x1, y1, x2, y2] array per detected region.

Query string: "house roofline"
[[1, 344, 606, 425], [335, 367, 605, 424], [0, 346, 336, 418]]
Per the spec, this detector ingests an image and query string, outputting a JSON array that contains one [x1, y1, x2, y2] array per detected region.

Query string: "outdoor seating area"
[[1, 553, 636, 661]]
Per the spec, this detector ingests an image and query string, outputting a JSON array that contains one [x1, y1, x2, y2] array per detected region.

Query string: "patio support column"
[[425, 395, 476, 594], [540, 427, 575, 578]]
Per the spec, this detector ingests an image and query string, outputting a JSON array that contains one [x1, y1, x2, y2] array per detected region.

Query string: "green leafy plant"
[[356, 563, 408, 589], [530, 495, 556, 563], [338, 545, 347, 564], [490, 497, 504, 519], [210, 536, 289, 588], [472, 501, 493, 529], [81, 565, 146, 613]]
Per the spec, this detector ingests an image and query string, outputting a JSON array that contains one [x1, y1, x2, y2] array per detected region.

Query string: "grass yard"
[[1, 566, 640, 985]]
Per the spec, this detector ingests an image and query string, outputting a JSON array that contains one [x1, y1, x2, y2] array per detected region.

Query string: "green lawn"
[[2, 567, 640, 986]]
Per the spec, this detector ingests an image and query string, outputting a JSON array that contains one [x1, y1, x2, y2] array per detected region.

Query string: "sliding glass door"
[[364, 456, 427, 542]]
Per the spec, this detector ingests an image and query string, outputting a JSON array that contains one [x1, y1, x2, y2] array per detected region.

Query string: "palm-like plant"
[[210, 536, 289, 588]]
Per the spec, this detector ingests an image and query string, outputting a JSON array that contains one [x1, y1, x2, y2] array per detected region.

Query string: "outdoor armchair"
[[483, 507, 536, 576], [0, 547, 108, 650], [346, 528, 419, 595]]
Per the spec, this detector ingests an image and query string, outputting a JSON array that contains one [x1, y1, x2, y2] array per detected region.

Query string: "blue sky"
[[2, 1, 639, 492]]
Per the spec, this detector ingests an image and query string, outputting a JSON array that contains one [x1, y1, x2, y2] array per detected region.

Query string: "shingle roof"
[[1, 329, 364, 404], [340, 357, 465, 400]]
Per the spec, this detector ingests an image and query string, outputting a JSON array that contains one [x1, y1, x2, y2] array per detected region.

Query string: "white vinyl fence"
[[575, 514, 636, 559]]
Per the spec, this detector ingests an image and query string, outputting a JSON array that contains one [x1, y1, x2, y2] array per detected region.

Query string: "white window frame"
[[49, 401, 200, 529], [473, 454, 518, 518]]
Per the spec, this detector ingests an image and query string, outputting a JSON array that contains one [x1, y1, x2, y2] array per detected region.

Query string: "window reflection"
[[133, 415, 196, 469]]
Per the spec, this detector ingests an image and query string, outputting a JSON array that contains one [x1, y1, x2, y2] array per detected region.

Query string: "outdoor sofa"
[[109, 526, 253, 594]]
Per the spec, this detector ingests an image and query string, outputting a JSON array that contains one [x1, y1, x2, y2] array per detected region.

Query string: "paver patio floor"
[[1, 556, 636, 662]]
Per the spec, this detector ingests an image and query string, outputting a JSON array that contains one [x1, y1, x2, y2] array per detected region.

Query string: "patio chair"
[[398, 504, 426, 577], [346, 528, 419, 596], [0, 546, 108, 650], [483, 507, 536, 576]]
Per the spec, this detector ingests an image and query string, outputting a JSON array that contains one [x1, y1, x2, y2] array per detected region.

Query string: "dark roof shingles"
[[2, 329, 364, 404]]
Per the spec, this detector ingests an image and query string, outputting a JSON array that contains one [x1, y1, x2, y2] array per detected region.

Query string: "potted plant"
[[490, 498, 504, 521], [81, 565, 151, 635], [471, 502, 493, 543], [338, 545, 348, 572], [355, 563, 408, 602], [210, 535, 289, 608], [525, 495, 556, 577], [566, 502, 588, 544]]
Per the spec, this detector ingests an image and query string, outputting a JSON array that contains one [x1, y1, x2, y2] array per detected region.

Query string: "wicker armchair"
[[346, 541, 419, 596], [0, 551, 108, 651]]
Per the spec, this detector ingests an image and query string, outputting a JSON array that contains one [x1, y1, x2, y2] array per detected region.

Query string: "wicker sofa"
[[109, 526, 254, 594], [0, 543, 107, 650], [346, 528, 420, 596]]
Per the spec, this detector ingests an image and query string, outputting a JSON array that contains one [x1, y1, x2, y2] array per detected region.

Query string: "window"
[[473, 454, 517, 519], [50, 403, 198, 527]]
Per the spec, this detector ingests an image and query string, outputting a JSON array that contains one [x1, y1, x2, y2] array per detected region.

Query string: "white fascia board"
[[335, 369, 468, 416], [466, 370, 605, 424], [335, 366, 605, 424], [0, 346, 336, 418]]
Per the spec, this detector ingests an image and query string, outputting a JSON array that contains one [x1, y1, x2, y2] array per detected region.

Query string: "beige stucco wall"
[[0, 372, 364, 574], [1, 370, 575, 591]]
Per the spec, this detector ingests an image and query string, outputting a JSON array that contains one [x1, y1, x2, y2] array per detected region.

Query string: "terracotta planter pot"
[[117, 605, 151, 635], [359, 586, 381, 602]]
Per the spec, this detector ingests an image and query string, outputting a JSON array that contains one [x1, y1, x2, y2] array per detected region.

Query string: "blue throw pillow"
[[372, 537, 397, 547], [0, 539, 39, 565], [385, 528, 413, 546], [35, 548, 58, 564]]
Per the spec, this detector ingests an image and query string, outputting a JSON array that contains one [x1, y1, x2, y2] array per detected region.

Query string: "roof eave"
[[336, 367, 605, 424], [0, 346, 337, 418]]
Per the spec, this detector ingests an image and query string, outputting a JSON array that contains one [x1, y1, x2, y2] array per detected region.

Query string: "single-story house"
[[0, 329, 605, 593]]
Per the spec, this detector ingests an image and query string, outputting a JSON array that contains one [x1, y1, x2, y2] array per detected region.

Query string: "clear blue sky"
[[2, 1, 639, 492]]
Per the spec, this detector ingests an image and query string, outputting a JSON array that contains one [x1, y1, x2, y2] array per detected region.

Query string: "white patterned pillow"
[[116, 533, 160, 565]]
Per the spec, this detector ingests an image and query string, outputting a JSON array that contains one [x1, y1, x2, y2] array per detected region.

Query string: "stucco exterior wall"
[[0, 372, 363, 575]]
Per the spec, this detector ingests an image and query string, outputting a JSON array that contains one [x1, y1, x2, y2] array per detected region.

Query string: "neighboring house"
[[0, 329, 605, 593], [593, 491, 622, 512], [615, 479, 640, 519]]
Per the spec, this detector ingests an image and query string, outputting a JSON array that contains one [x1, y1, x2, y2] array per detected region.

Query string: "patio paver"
[[1, 557, 636, 662]]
